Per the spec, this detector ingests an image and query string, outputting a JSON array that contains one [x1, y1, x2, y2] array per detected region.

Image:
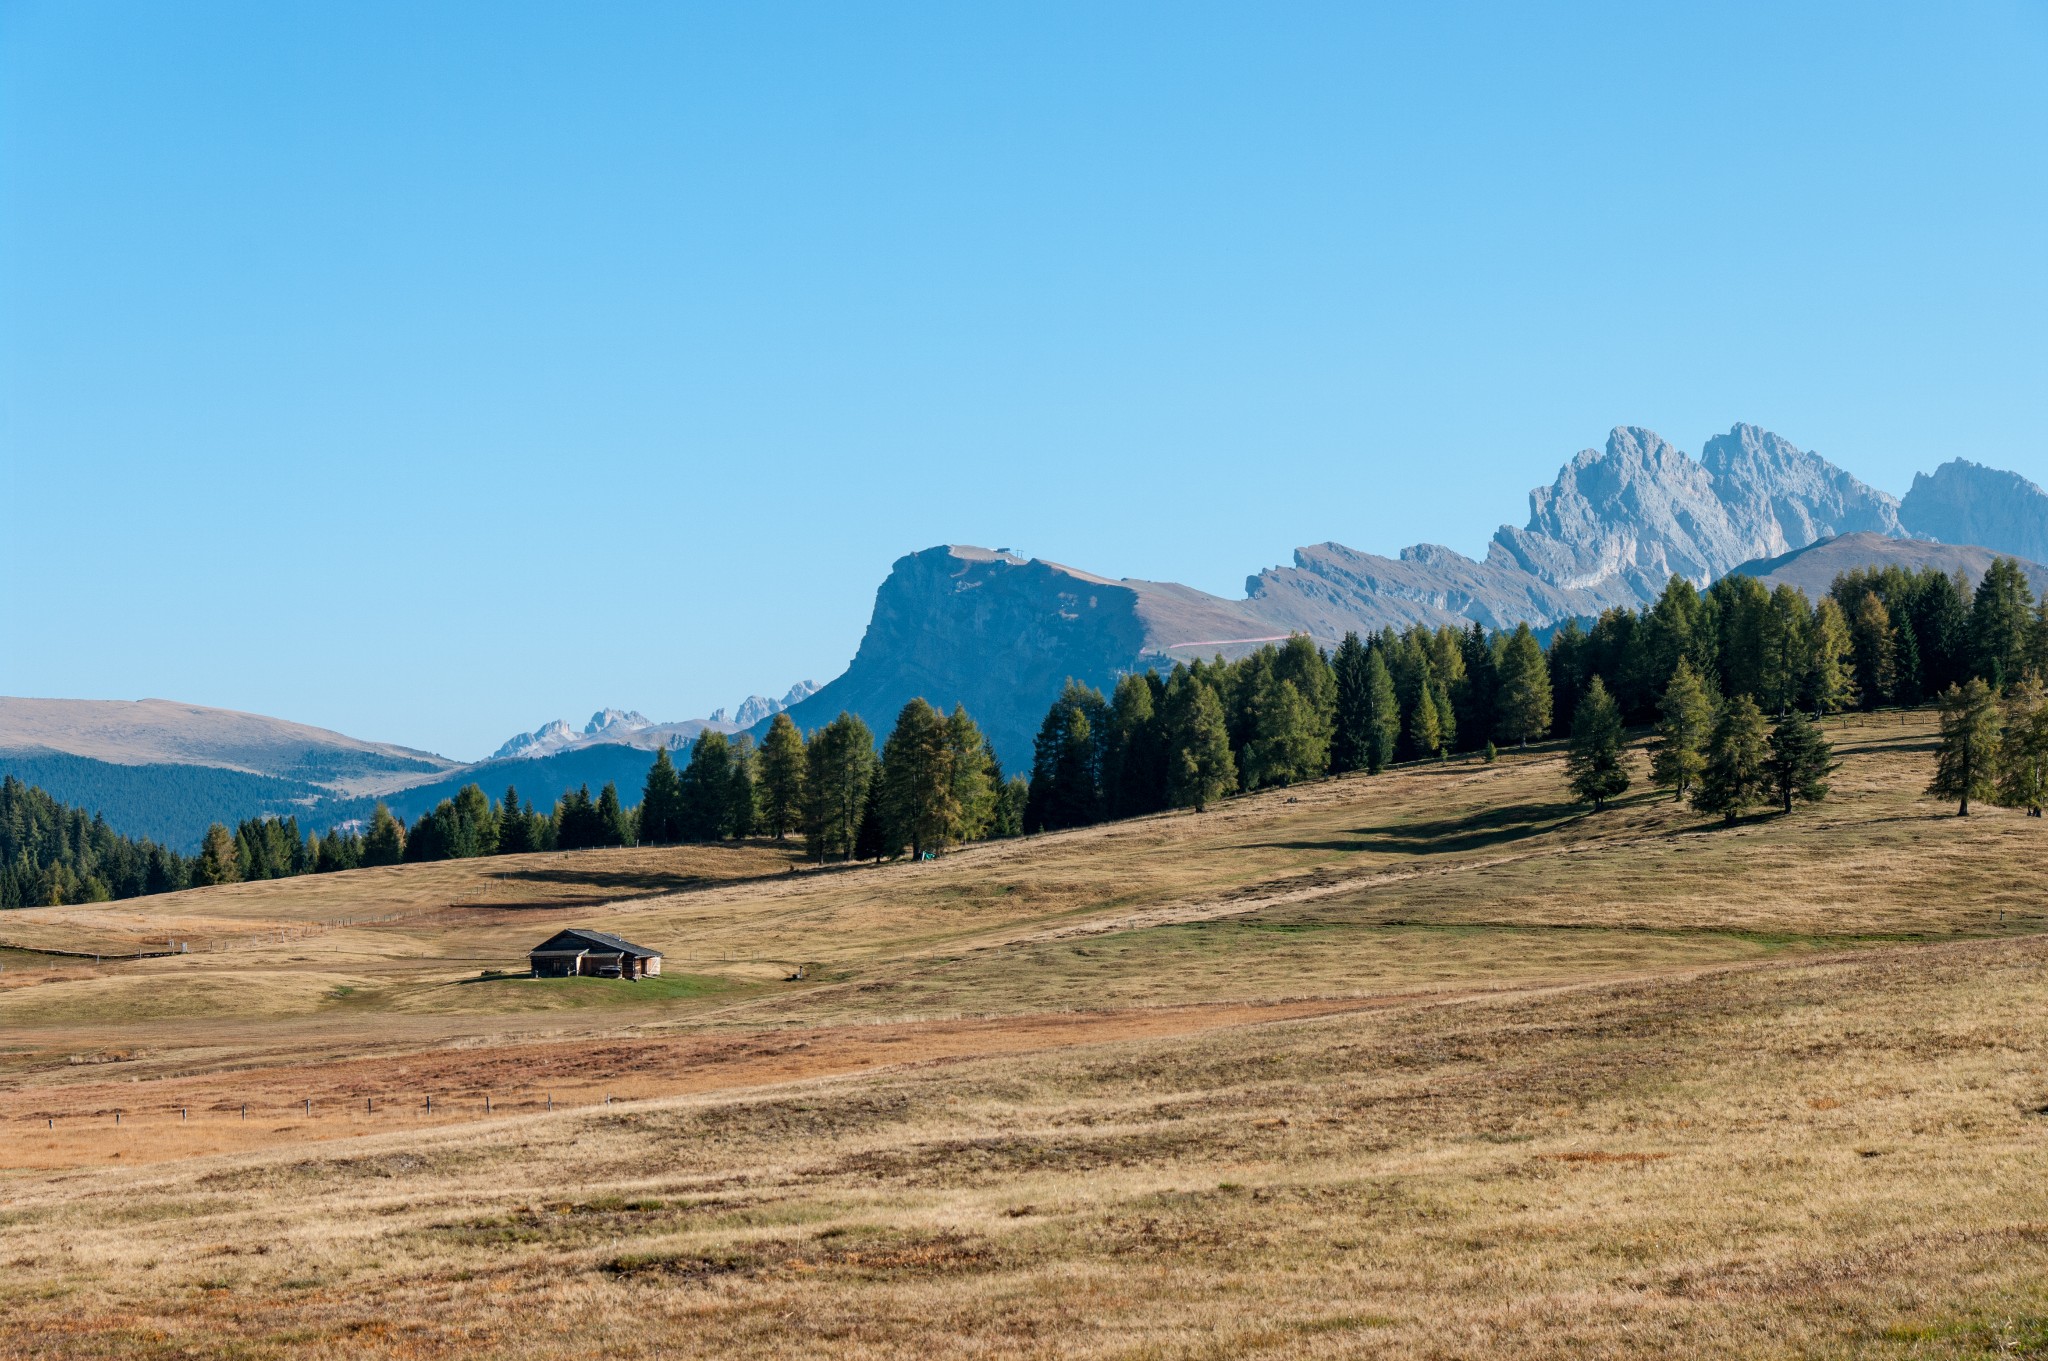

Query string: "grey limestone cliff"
[[1490, 424, 1902, 604], [1901, 460, 2048, 564]]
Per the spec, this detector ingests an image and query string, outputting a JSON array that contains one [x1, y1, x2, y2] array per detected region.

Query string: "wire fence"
[[18, 1087, 643, 1132]]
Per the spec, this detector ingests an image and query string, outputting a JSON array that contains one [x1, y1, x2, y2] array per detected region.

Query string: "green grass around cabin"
[[450, 970, 744, 1009]]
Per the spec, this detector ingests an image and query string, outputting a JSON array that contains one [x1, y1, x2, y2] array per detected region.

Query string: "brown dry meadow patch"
[[3, 712, 2048, 1357]]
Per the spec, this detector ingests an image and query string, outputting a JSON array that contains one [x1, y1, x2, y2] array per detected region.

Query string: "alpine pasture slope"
[[3, 711, 2048, 1358]]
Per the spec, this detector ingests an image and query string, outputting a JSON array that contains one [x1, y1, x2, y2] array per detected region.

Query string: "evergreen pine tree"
[[496, 786, 532, 854], [1564, 676, 1630, 810], [1363, 646, 1399, 773], [1849, 591, 1897, 709], [1330, 632, 1372, 774], [1758, 585, 1812, 716], [1457, 623, 1501, 753], [726, 733, 758, 838], [801, 713, 877, 861], [1545, 618, 1591, 740], [1650, 657, 1717, 800], [945, 706, 996, 840], [1272, 634, 1336, 768], [879, 698, 958, 858], [1640, 575, 1711, 697], [1494, 623, 1552, 749], [1241, 675, 1323, 789], [1164, 669, 1236, 811], [1915, 569, 1972, 695], [453, 784, 495, 857], [1025, 682, 1107, 831], [362, 803, 406, 866], [1432, 675, 1457, 757], [1892, 619, 1924, 707], [1693, 695, 1770, 822], [757, 713, 808, 840], [854, 779, 889, 860], [993, 774, 1030, 838], [1806, 597, 1858, 715], [679, 732, 736, 840], [195, 823, 239, 885], [1408, 676, 1444, 760], [1995, 678, 2048, 817], [638, 747, 685, 844], [557, 785, 603, 849], [1104, 672, 1167, 817], [595, 782, 632, 847], [1929, 678, 2001, 816], [1709, 574, 1772, 706], [1765, 710, 1834, 813], [1970, 558, 2036, 690]]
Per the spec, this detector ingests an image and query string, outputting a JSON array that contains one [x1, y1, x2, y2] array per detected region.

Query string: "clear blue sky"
[[3, 2, 2044, 760]]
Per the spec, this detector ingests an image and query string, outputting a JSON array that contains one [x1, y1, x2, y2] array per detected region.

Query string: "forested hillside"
[[0, 753, 330, 853], [0, 776, 195, 908], [1017, 558, 2047, 829]]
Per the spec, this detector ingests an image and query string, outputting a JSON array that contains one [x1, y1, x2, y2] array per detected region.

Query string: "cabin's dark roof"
[[530, 929, 662, 959]]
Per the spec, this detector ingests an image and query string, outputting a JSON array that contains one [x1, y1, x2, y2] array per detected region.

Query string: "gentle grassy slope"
[[2, 710, 2046, 1358]]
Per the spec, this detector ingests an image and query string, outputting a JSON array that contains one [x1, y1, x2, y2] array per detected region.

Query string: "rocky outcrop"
[[582, 709, 650, 736], [1701, 424, 1903, 556], [1901, 460, 2048, 564], [1489, 425, 1903, 603], [769, 547, 1194, 769], [732, 682, 819, 730], [490, 719, 582, 761], [1246, 541, 1608, 638], [1490, 427, 1736, 600]]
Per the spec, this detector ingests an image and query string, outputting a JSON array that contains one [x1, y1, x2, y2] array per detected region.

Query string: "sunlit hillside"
[[3, 710, 2046, 1359]]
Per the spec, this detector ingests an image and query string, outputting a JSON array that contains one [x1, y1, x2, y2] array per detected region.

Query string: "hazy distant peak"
[[1901, 459, 2048, 562], [733, 680, 820, 730], [583, 708, 650, 736], [489, 718, 580, 761]]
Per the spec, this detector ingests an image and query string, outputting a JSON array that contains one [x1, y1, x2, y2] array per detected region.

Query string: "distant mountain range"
[[488, 683, 820, 761], [766, 427, 2048, 768], [0, 686, 819, 851], [6, 424, 2044, 843]]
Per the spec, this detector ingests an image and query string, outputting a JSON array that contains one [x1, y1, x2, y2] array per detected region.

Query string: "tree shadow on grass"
[[1251, 800, 1588, 856], [442, 866, 745, 910], [491, 867, 725, 894]]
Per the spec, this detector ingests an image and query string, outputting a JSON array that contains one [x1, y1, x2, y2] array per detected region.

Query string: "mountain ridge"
[[13, 421, 2048, 839], [763, 423, 2032, 768]]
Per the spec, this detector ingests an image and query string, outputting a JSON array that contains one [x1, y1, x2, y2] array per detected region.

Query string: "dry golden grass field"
[[5, 710, 2048, 1358]]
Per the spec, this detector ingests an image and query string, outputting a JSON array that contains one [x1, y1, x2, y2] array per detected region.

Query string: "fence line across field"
[[18, 1089, 637, 1129]]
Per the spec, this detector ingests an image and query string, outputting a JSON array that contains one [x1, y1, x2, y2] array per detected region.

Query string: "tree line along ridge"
[[6, 557, 2047, 907]]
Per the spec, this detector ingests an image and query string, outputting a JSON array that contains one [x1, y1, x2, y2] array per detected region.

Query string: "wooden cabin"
[[529, 929, 663, 980]]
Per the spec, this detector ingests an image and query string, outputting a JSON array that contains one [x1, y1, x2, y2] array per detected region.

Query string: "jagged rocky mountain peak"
[[733, 681, 819, 730], [1901, 459, 2048, 563], [583, 709, 650, 736], [1489, 422, 1908, 602], [776, 420, 2038, 770], [488, 718, 580, 761], [1699, 423, 1903, 555]]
